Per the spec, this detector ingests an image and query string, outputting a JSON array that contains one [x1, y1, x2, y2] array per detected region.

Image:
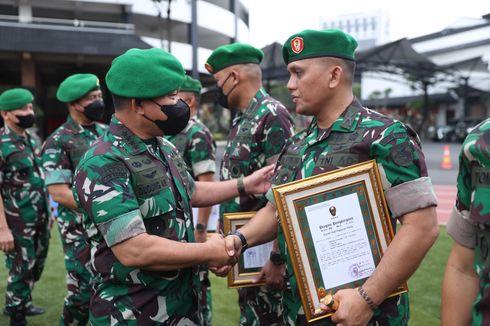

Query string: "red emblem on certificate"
[[291, 36, 304, 54]]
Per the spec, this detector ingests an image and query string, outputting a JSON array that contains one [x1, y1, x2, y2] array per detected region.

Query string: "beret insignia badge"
[[291, 36, 304, 54], [204, 63, 214, 74]]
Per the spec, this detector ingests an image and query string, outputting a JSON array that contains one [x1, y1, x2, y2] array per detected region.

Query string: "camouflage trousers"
[[238, 286, 285, 326], [57, 217, 92, 326], [4, 216, 50, 314], [198, 267, 212, 326]]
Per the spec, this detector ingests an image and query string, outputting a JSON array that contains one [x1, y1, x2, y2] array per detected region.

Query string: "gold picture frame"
[[272, 160, 408, 322], [223, 211, 274, 288]]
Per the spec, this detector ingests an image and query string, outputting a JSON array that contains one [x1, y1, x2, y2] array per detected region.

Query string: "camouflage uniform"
[[266, 99, 437, 325], [41, 115, 107, 325], [166, 115, 216, 326], [0, 125, 50, 315], [73, 116, 201, 325], [220, 87, 294, 326], [166, 115, 216, 180], [446, 118, 490, 325]]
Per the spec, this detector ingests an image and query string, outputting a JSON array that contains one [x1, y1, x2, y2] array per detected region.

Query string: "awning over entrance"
[[0, 23, 150, 56]]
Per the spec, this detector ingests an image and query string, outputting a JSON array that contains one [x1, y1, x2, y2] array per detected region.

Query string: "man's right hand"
[[209, 234, 243, 277], [0, 227, 14, 252], [206, 234, 237, 267]]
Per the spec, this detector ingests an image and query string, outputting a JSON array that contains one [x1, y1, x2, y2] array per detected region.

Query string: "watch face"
[[196, 223, 206, 232], [270, 252, 284, 265]]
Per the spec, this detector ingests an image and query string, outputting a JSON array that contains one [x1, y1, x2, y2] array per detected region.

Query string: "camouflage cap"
[[57, 73, 100, 103], [0, 88, 34, 111], [106, 48, 185, 98], [205, 43, 263, 74], [179, 75, 202, 94], [282, 29, 358, 65]]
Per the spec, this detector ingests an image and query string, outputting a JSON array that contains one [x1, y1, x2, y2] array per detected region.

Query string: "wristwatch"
[[230, 230, 248, 252], [196, 223, 207, 233], [269, 251, 286, 265]]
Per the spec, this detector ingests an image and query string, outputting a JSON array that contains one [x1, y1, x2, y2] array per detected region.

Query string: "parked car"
[[454, 118, 484, 142], [429, 120, 458, 142]]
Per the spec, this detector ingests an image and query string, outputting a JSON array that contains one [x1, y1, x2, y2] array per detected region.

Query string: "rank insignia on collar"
[[291, 36, 304, 54]]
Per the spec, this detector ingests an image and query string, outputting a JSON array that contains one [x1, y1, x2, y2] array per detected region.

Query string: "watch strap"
[[231, 230, 248, 251]]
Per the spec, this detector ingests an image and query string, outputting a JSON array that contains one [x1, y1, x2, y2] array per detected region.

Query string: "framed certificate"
[[272, 160, 407, 322], [223, 212, 274, 288]]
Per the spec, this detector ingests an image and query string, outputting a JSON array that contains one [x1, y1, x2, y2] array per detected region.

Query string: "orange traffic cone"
[[440, 145, 452, 170]]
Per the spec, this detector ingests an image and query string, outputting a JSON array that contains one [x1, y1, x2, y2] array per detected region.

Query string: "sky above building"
[[246, 0, 489, 48]]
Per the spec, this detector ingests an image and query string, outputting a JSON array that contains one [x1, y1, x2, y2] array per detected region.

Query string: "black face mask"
[[14, 114, 35, 129], [215, 73, 236, 109], [83, 100, 105, 121], [146, 99, 190, 136]]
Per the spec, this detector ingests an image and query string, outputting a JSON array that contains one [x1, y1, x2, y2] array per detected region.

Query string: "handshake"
[[203, 231, 287, 289], [203, 232, 244, 277]]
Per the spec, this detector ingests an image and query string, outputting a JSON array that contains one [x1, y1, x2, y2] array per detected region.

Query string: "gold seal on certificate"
[[272, 160, 408, 322], [223, 212, 274, 288]]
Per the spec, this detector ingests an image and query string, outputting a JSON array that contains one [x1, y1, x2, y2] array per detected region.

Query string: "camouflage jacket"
[[0, 126, 49, 224], [41, 116, 107, 241], [266, 99, 437, 325], [73, 115, 201, 324], [166, 115, 216, 179], [219, 88, 294, 227], [447, 118, 490, 325]]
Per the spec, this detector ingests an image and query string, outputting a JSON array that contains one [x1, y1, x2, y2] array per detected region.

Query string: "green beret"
[[0, 88, 34, 111], [57, 73, 100, 102], [205, 43, 263, 74], [106, 48, 185, 98], [179, 75, 202, 93], [282, 29, 358, 65]]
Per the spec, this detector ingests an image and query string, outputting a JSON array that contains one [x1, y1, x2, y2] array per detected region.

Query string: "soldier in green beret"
[[205, 42, 295, 325], [71, 47, 274, 325], [441, 118, 490, 325], [165, 74, 216, 325], [0, 88, 51, 325], [218, 29, 439, 325], [40, 73, 108, 325]]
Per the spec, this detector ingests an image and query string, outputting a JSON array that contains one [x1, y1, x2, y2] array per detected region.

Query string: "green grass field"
[[0, 226, 452, 325]]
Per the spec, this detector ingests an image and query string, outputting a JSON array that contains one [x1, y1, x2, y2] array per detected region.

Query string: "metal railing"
[[0, 14, 134, 30]]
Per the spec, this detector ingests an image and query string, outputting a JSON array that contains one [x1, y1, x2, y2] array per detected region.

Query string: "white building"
[[0, 0, 250, 134], [321, 9, 390, 51], [360, 14, 490, 127]]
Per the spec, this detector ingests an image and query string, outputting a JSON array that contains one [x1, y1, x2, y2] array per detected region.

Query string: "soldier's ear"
[[131, 98, 145, 115], [328, 66, 342, 88]]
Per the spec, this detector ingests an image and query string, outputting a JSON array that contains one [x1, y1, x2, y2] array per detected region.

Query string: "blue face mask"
[[145, 98, 190, 135]]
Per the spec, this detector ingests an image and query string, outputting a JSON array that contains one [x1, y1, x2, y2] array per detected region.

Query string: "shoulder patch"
[[390, 142, 413, 167]]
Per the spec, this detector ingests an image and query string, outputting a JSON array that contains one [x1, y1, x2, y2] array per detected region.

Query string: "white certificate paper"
[[243, 241, 274, 269], [305, 193, 376, 289]]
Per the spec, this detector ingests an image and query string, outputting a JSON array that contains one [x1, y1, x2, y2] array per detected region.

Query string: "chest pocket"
[[272, 154, 302, 185], [128, 156, 171, 197], [5, 150, 34, 186], [67, 138, 91, 169], [315, 151, 360, 170], [235, 120, 255, 144]]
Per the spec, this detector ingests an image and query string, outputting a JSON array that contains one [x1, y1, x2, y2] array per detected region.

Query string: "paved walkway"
[[434, 185, 457, 225]]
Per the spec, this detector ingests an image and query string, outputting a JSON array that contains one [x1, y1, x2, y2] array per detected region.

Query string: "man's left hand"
[[253, 260, 285, 290], [322, 288, 374, 326]]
